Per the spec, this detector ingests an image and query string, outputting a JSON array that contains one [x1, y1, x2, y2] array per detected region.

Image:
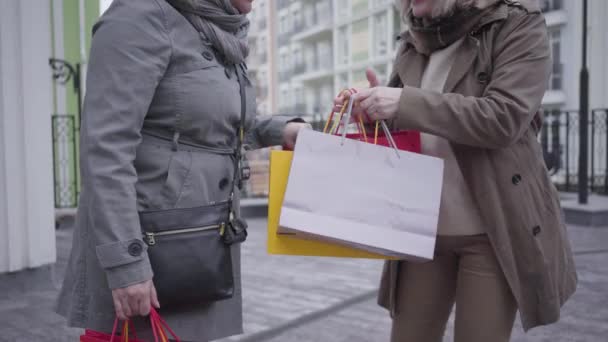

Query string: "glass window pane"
[[351, 19, 369, 62]]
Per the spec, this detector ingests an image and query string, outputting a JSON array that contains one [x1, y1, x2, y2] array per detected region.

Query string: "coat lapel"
[[395, 46, 426, 88], [442, 36, 479, 93]]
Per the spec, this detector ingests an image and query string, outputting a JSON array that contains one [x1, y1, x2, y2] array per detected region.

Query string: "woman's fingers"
[[151, 283, 160, 309], [113, 296, 127, 321]]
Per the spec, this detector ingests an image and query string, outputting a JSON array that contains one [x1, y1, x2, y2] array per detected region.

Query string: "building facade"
[[539, 0, 608, 192], [0, 0, 98, 274], [274, 0, 401, 122]]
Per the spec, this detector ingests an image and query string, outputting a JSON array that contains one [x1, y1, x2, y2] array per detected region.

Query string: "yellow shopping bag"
[[267, 150, 393, 259]]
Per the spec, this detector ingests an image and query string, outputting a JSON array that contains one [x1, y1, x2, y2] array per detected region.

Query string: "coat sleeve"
[[81, 1, 171, 289], [244, 115, 293, 149], [395, 11, 551, 149]]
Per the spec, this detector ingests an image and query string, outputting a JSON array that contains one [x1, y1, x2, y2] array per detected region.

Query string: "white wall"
[[0, 0, 56, 273]]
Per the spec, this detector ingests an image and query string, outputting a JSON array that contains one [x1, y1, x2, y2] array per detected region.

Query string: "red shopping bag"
[[80, 308, 179, 342], [323, 89, 421, 153]]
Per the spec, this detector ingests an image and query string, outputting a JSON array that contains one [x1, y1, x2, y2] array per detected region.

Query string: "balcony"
[[292, 7, 333, 42]]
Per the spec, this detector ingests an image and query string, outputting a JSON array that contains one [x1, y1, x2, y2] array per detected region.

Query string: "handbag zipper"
[[144, 223, 225, 246]]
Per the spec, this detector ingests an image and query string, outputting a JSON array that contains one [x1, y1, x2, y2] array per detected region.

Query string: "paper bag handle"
[[341, 96, 400, 158], [324, 89, 400, 158]]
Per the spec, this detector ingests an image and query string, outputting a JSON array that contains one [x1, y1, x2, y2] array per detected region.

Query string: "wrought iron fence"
[[52, 115, 79, 208], [540, 108, 608, 194]]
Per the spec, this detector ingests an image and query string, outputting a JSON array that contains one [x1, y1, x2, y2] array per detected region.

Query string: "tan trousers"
[[390, 234, 517, 342]]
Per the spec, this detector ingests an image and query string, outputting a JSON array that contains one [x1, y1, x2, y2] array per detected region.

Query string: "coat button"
[[202, 51, 214, 61], [128, 241, 143, 256], [219, 178, 230, 190], [477, 72, 489, 84], [532, 226, 541, 236], [512, 174, 522, 185]]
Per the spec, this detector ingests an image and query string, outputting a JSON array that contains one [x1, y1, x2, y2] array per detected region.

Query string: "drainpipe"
[[78, 0, 87, 103]]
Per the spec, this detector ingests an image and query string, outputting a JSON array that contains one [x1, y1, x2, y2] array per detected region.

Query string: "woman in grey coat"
[[55, 0, 308, 340]]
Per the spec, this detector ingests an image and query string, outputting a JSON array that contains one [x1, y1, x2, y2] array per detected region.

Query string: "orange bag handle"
[[324, 88, 382, 145]]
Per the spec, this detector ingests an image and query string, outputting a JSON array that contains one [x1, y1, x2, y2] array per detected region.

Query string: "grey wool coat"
[[55, 0, 292, 341]]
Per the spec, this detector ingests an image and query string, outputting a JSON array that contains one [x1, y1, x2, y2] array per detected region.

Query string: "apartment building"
[[275, 0, 402, 122], [247, 0, 277, 115]]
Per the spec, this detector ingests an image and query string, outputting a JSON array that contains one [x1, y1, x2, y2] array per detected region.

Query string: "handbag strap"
[[229, 65, 247, 209]]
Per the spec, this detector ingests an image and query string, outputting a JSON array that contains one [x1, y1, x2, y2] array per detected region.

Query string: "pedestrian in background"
[[335, 0, 577, 341], [55, 0, 308, 341]]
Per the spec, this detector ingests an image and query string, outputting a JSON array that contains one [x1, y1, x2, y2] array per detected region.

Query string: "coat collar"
[[396, 2, 509, 91], [399, 1, 509, 51]]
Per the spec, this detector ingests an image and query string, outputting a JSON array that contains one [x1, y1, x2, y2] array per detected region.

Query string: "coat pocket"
[[157, 150, 193, 209]]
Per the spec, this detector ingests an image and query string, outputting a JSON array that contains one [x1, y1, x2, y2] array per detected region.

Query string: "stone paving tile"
[[1, 219, 607, 342], [262, 250, 608, 342]]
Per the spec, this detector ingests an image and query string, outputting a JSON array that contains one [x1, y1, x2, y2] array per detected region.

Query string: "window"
[[292, 7, 302, 31], [292, 44, 303, 73], [351, 19, 369, 62], [336, 0, 350, 19], [337, 26, 349, 65], [316, 0, 332, 24], [373, 65, 388, 85], [279, 12, 289, 34], [352, 0, 368, 17], [317, 41, 332, 70], [351, 68, 367, 87], [540, 0, 562, 12], [548, 29, 562, 90], [336, 73, 348, 92], [373, 14, 388, 57]]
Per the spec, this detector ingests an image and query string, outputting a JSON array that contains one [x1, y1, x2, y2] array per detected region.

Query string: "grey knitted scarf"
[[169, 0, 250, 64]]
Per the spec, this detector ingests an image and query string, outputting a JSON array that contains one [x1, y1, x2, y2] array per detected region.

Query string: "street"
[[1, 218, 607, 341]]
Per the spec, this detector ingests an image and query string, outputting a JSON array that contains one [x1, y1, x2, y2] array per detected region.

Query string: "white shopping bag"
[[278, 117, 444, 261]]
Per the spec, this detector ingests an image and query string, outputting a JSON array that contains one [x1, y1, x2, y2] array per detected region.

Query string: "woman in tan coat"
[[335, 0, 577, 341]]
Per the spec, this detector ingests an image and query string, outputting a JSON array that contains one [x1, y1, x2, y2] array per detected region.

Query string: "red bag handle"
[[109, 307, 180, 342]]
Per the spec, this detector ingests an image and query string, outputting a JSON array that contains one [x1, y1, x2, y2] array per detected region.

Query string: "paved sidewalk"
[[1, 219, 607, 342]]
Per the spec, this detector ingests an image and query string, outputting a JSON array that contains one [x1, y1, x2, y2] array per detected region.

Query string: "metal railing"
[[540, 108, 608, 194], [52, 115, 79, 208]]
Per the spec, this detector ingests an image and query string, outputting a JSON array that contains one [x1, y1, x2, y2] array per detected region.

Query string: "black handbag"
[[138, 66, 250, 308]]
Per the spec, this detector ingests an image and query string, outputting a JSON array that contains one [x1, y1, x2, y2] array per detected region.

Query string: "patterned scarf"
[[406, 3, 498, 55], [168, 0, 250, 64]]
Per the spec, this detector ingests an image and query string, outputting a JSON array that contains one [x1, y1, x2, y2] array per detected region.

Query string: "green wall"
[[50, 0, 99, 207]]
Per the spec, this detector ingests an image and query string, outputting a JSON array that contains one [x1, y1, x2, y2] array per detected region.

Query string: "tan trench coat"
[[378, 0, 577, 331]]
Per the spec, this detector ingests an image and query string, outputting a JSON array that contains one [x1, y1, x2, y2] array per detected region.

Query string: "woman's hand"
[[282, 122, 312, 150], [111, 279, 159, 320], [332, 69, 380, 118], [353, 86, 403, 122]]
